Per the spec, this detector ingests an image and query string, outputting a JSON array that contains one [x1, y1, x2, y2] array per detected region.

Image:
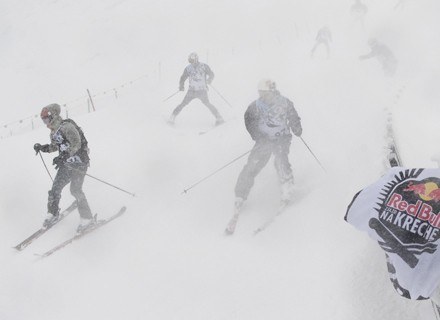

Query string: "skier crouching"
[[34, 103, 94, 233]]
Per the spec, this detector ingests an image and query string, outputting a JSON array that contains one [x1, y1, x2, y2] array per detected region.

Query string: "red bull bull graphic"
[[404, 182, 440, 202]]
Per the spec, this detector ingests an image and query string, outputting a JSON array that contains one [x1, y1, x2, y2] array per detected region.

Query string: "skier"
[[33, 103, 94, 233], [168, 52, 224, 126], [350, 0, 368, 28], [233, 79, 302, 215], [310, 26, 332, 58], [359, 38, 398, 77]]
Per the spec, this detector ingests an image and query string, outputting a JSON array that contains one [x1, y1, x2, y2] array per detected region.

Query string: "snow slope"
[[1, 1, 439, 319]]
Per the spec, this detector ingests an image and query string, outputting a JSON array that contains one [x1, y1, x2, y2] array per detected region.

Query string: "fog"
[[1, 0, 440, 319]]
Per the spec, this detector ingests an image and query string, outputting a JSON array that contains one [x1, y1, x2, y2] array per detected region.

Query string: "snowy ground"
[[1, 1, 439, 319]]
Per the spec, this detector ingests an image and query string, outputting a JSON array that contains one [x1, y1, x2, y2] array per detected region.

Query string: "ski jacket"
[[47, 118, 90, 165], [316, 27, 332, 42], [346, 167, 440, 300], [179, 62, 214, 91], [244, 92, 301, 141]]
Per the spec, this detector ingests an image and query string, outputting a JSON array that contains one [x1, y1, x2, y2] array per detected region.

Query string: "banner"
[[346, 167, 440, 300]]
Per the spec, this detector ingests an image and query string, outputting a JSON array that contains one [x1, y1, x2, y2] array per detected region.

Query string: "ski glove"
[[52, 151, 69, 169], [34, 143, 50, 154]]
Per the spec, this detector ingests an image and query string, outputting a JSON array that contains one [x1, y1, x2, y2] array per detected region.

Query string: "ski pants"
[[235, 136, 294, 200], [172, 89, 222, 119], [48, 163, 92, 219]]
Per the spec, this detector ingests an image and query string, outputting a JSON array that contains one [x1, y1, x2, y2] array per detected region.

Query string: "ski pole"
[[182, 149, 251, 194], [66, 164, 136, 197], [163, 90, 181, 102], [300, 137, 326, 173], [37, 151, 54, 182], [209, 85, 234, 108]]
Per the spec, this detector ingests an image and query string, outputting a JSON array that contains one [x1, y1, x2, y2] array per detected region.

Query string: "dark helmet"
[[188, 52, 199, 64], [40, 103, 61, 126]]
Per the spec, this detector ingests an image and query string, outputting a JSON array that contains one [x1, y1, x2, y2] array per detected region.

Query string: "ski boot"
[[76, 215, 97, 234], [43, 212, 60, 228], [215, 117, 225, 126], [225, 197, 244, 235]]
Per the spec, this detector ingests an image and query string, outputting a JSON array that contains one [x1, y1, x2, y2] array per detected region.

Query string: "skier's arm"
[[205, 64, 214, 85], [287, 99, 302, 136], [179, 68, 189, 90], [47, 143, 58, 153], [244, 103, 262, 141], [359, 50, 376, 60], [33, 142, 56, 153], [61, 123, 81, 156]]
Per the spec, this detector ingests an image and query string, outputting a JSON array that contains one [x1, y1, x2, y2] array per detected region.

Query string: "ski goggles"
[[41, 115, 52, 125]]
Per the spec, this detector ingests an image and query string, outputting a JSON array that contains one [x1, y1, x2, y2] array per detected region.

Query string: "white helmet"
[[188, 52, 199, 64], [257, 78, 276, 91]]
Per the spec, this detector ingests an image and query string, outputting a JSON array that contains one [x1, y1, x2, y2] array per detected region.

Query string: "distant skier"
[[168, 52, 224, 126], [310, 26, 332, 58], [359, 38, 398, 76], [226, 79, 302, 234], [350, 0, 368, 28], [33, 103, 94, 233]]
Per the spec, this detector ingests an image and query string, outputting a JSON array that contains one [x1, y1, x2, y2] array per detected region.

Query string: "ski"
[[253, 200, 290, 235], [13, 201, 78, 251], [37, 206, 126, 258]]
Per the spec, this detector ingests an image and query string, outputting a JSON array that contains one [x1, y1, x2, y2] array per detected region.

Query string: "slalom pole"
[[163, 90, 181, 102], [300, 137, 326, 173], [66, 165, 136, 197], [209, 85, 234, 108], [37, 151, 54, 182], [182, 149, 251, 194]]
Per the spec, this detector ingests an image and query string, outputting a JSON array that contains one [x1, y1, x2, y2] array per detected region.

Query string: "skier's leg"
[[273, 136, 294, 201], [198, 91, 224, 124], [47, 166, 71, 215], [234, 140, 272, 201], [170, 91, 195, 122], [69, 165, 93, 220]]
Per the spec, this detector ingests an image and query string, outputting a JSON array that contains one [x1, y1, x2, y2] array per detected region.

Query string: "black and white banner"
[[346, 167, 440, 300]]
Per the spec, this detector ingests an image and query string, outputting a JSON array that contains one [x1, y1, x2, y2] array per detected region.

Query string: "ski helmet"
[[188, 52, 199, 64], [257, 79, 276, 91], [40, 103, 61, 125]]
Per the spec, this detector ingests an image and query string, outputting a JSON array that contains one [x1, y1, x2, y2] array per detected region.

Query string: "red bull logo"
[[387, 193, 440, 229], [404, 182, 440, 202]]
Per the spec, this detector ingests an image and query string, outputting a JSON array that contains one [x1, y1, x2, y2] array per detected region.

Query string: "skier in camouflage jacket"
[[34, 103, 94, 232]]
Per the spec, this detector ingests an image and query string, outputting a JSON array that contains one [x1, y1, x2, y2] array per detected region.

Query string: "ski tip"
[[12, 246, 22, 251]]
